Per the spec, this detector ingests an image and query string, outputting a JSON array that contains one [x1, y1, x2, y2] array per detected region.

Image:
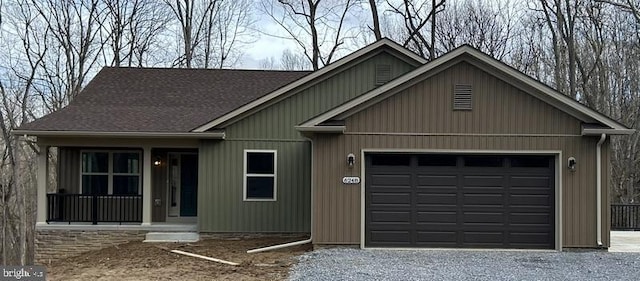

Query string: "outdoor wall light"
[[347, 153, 356, 168], [153, 156, 162, 166], [567, 157, 577, 172]]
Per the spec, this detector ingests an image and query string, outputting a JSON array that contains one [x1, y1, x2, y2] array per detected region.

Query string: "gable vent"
[[375, 64, 392, 85], [453, 84, 473, 110]]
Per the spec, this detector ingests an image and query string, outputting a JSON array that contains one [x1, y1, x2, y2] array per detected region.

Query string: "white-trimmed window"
[[81, 151, 141, 195], [243, 150, 277, 201]]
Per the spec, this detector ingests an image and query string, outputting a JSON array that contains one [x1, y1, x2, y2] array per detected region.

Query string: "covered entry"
[[365, 153, 555, 249]]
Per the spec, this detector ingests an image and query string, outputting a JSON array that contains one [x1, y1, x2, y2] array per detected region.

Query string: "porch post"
[[36, 145, 49, 225], [141, 146, 152, 225]]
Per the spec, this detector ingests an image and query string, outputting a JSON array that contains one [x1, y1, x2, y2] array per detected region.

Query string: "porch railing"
[[46, 193, 142, 224], [611, 204, 640, 230]]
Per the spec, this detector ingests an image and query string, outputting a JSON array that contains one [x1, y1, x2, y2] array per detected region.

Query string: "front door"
[[168, 153, 198, 218]]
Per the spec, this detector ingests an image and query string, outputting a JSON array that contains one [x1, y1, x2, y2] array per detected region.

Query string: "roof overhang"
[[294, 125, 345, 133], [191, 38, 426, 132], [581, 124, 635, 136], [299, 45, 634, 134], [11, 130, 226, 139]]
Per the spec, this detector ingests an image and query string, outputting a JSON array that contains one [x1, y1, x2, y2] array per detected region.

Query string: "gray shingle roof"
[[18, 67, 310, 132]]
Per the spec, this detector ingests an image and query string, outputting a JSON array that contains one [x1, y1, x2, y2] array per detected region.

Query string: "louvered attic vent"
[[375, 64, 392, 85], [453, 84, 473, 110]]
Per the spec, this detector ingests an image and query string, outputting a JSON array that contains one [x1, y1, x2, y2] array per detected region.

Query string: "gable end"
[[453, 84, 473, 110]]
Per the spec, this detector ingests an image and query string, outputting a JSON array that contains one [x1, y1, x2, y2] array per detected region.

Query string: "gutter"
[[11, 130, 226, 139], [596, 133, 606, 247]]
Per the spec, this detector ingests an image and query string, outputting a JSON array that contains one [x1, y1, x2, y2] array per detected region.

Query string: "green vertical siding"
[[199, 140, 311, 232], [226, 51, 416, 139], [199, 50, 419, 232]]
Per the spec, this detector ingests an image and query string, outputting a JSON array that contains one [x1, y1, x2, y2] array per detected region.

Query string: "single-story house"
[[15, 39, 633, 260]]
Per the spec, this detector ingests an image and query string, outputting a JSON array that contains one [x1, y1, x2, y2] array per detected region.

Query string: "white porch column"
[[141, 146, 152, 225], [36, 145, 49, 225]]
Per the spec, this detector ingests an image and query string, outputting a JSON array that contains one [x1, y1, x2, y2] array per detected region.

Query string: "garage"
[[365, 153, 555, 249]]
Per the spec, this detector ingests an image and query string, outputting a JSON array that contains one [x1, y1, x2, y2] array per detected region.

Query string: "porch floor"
[[36, 222, 197, 232]]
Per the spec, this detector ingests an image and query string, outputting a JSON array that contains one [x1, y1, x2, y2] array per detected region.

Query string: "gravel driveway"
[[289, 248, 640, 281]]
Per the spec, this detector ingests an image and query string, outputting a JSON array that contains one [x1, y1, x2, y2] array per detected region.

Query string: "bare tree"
[[368, 0, 382, 40], [435, 0, 517, 60], [385, 0, 444, 60], [262, 0, 360, 70], [103, 0, 172, 67], [280, 49, 311, 70], [165, 0, 254, 68], [31, 0, 107, 108]]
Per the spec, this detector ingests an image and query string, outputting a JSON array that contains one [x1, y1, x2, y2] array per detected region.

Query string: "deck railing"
[[611, 204, 640, 230], [46, 193, 142, 224]]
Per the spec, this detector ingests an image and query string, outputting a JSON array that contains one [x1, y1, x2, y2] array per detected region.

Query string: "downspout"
[[247, 137, 314, 253], [596, 133, 606, 247]]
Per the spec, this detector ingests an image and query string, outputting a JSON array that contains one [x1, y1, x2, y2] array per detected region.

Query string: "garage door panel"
[[416, 175, 457, 185], [462, 175, 505, 186], [510, 176, 551, 187], [369, 192, 411, 205], [463, 232, 505, 244], [416, 193, 457, 205], [463, 194, 504, 205], [417, 211, 457, 223], [509, 186, 552, 196], [368, 231, 411, 245], [416, 231, 458, 244], [510, 194, 552, 206], [463, 212, 505, 224], [366, 154, 554, 249], [510, 213, 551, 224], [509, 232, 553, 245], [370, 211, 411, 223]]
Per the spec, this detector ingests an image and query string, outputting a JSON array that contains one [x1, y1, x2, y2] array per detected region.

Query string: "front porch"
[[35, 137, 203, 227]]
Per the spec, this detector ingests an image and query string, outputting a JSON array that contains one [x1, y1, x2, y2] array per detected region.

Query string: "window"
[[244, 150, 277, 201], [370, 154, 411, 166], [81, 151, 141, 195]]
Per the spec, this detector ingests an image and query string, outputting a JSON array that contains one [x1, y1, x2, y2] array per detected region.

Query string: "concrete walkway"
[[610, 231, 640, 252]]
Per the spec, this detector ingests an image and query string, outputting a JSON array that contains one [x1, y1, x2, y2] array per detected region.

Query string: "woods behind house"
[[1, 0, 639, 265]]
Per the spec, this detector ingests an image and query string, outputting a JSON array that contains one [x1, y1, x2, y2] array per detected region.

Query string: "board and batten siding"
[[225, 51, 417, 139], [198, 50, 419, 232], [198, 140, 311, 232], [311, 61, 611, 248]]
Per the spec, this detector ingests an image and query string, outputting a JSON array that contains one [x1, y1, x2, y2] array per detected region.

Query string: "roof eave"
[[581, 128, 636, 136], [294, 126, 345, 133], [11, 130, 226, 139]]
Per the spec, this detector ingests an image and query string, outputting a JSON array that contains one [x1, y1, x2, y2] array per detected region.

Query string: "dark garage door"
[[365, 154, 555, 249]]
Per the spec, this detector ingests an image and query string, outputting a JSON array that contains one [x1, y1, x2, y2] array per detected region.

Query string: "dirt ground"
[[45, 237, 311, 281]]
